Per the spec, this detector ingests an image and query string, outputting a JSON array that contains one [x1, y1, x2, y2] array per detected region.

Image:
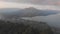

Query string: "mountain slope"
[[0, 18, 54, 34], [1, 7, 60, 18]]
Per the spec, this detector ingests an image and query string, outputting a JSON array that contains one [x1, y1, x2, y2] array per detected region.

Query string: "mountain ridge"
[[0, 7, 59, 18]]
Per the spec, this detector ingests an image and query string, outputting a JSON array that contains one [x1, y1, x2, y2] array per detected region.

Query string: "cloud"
[[1, 1, 60, 10], [1, 0, 60, 5], [0, 1, 34, 8], [22, 13, 60, 28]]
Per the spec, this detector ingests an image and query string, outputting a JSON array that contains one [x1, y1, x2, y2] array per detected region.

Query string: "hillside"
[[0, 18, 54, 34]]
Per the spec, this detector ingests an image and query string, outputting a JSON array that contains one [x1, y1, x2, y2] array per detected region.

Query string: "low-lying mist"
[[22, 13, 60, 28]]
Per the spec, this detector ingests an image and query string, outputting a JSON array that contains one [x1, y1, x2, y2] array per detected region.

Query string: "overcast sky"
[[0, 0, 60, 10], [0, 0, 60, 5]]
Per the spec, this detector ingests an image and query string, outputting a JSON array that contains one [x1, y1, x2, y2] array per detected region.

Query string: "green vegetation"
[[0, 20, 54, 34]]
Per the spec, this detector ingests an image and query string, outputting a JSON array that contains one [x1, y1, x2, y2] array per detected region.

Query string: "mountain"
[[0, 7, 60, 18]]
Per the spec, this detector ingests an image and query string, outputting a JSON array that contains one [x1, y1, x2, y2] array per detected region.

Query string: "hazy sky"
[[1, 0, 60, 5], [0, 0, 60, 10]]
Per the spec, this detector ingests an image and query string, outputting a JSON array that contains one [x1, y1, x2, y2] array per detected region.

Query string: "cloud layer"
[[22, 13, 60, 28], [0, 1, 60, 10], [1, 0, 60, 5]]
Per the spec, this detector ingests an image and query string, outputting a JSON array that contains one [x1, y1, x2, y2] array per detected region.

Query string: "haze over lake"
[[22, 13, 60, 28]]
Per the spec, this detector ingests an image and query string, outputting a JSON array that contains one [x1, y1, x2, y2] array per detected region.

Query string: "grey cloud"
[[2, 0, 60, 5]]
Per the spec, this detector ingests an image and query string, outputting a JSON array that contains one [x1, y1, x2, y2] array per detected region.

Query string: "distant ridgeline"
[[1, 7, 59, 18], [0, 18, 55, 34]]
